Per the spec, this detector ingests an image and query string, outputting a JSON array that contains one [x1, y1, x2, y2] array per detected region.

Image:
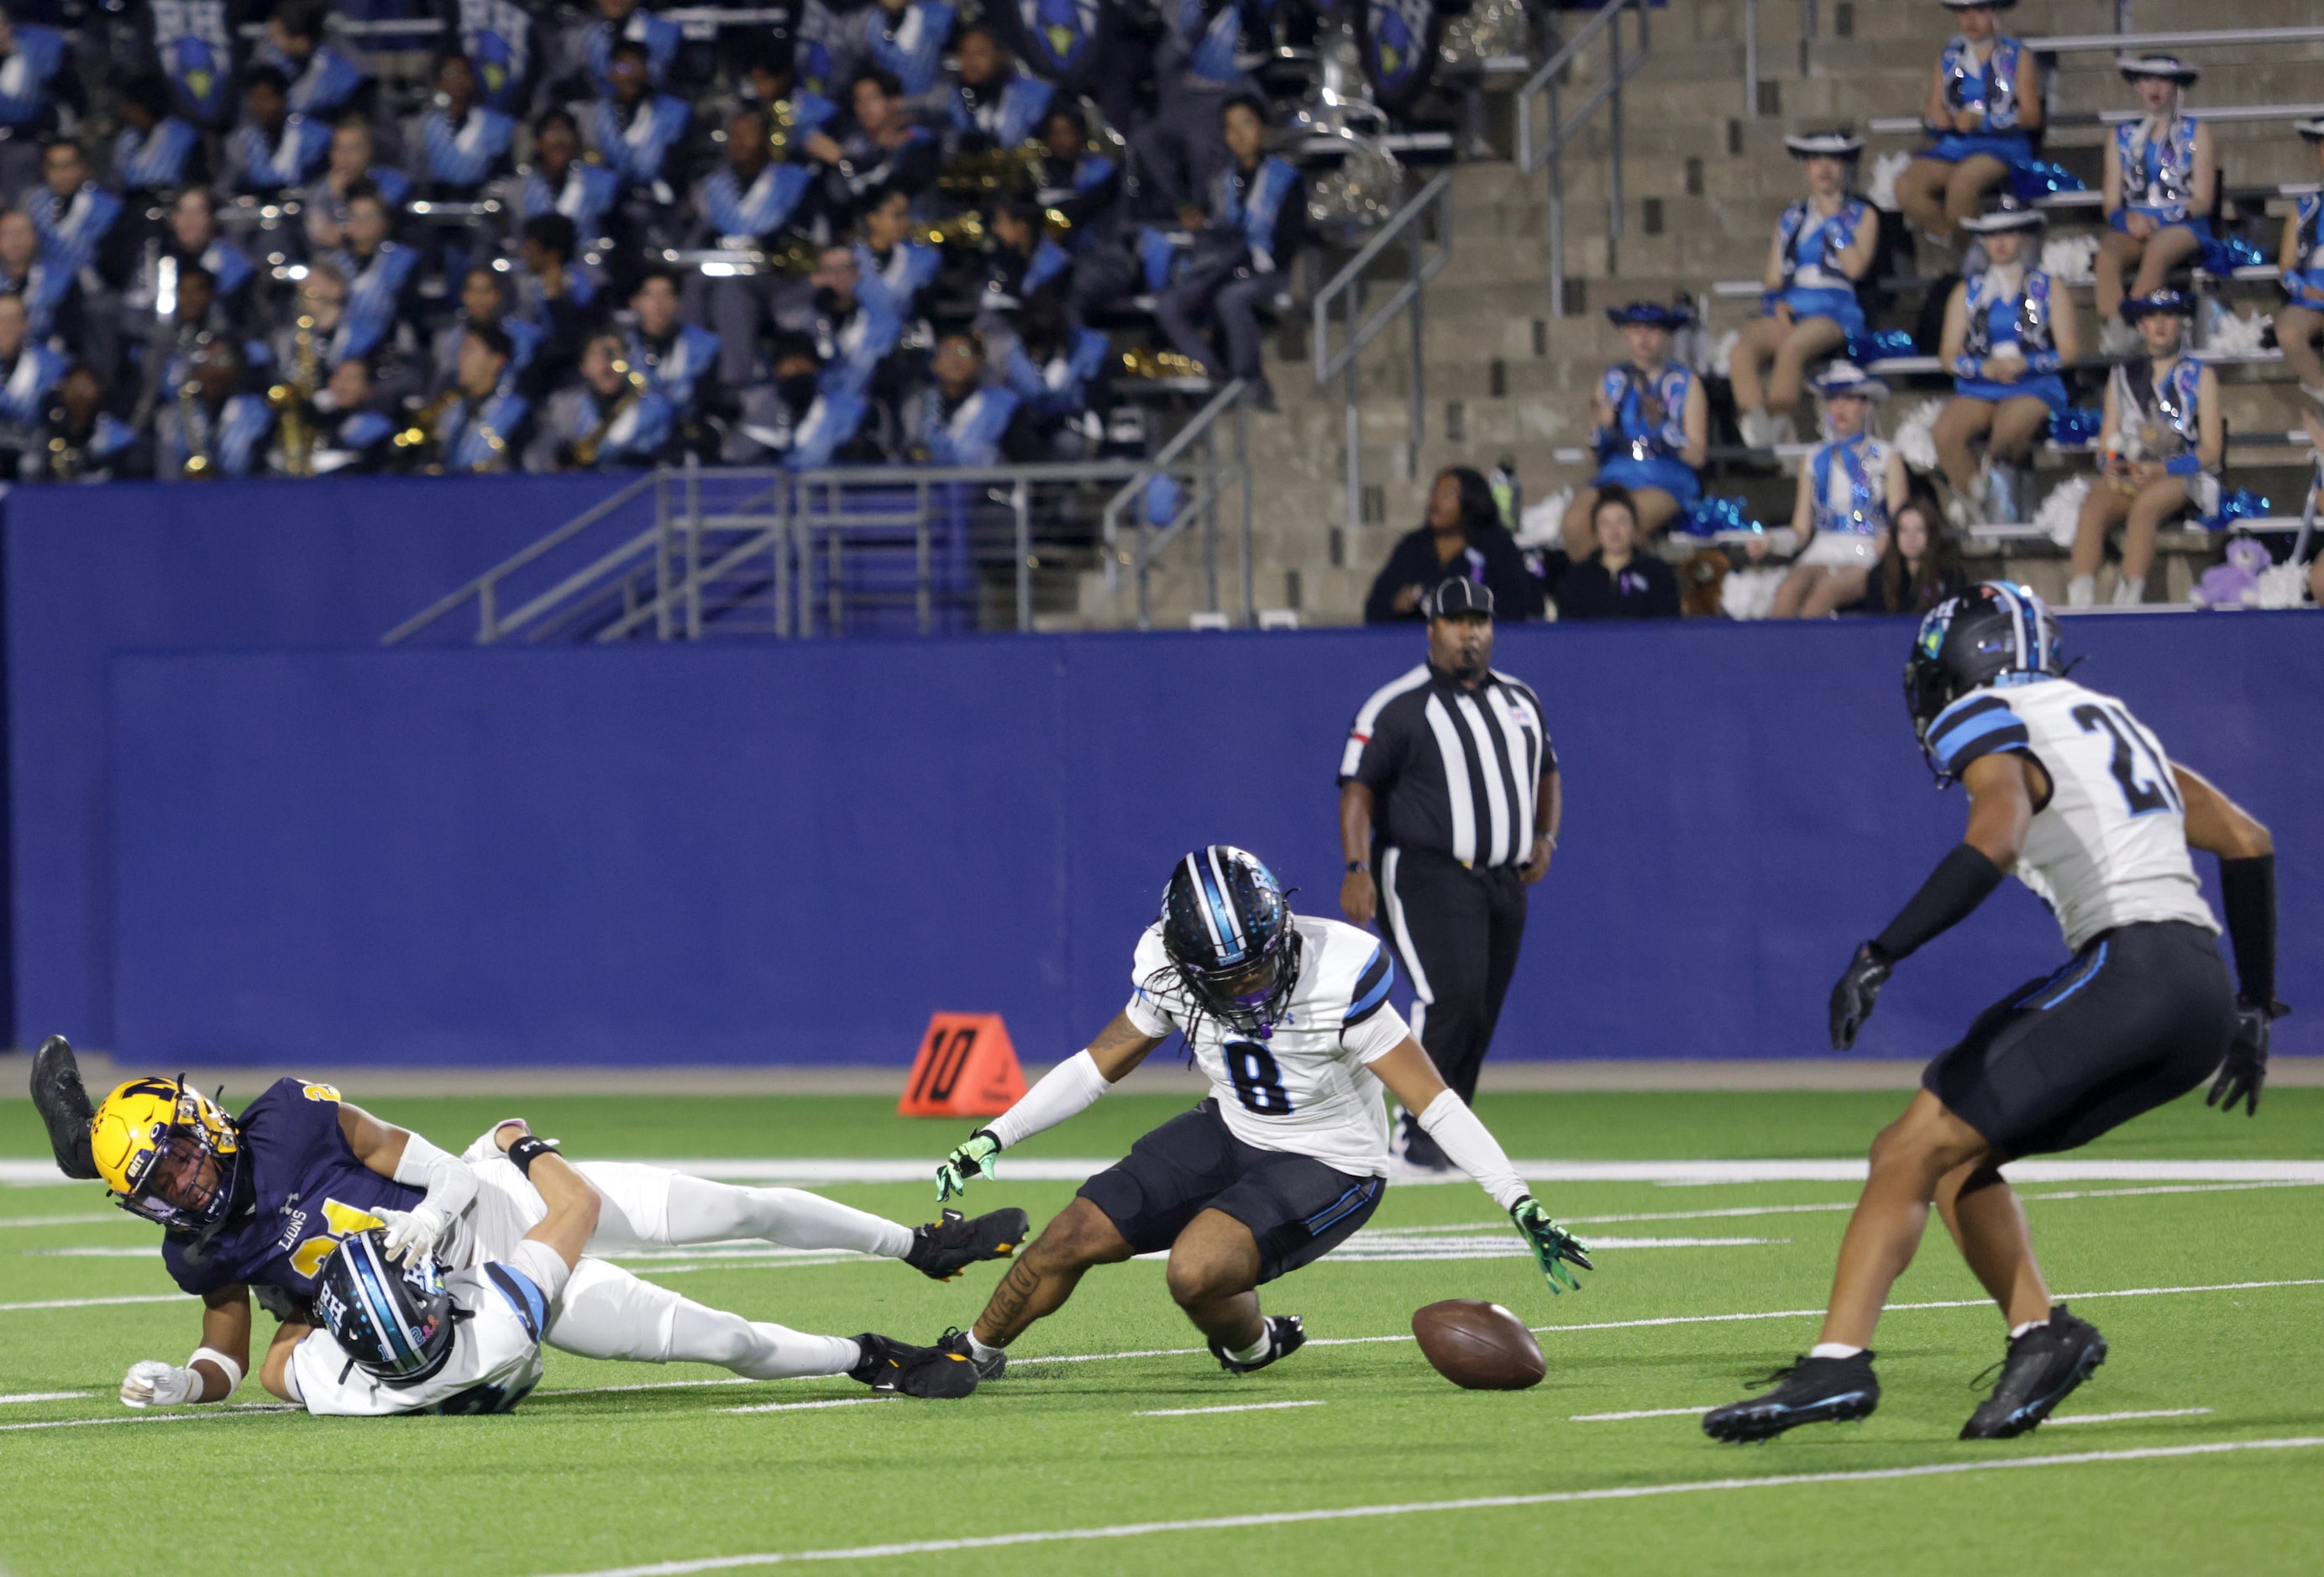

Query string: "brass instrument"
[[766, 95, 797, 161], [913, 207, 987, 250], [1120, 346, 1208, 380], [177, 375, 214, 478], [570, 358, 649, 468], [393, 387, 463, 468], [45, 432, 78, 481], [266, 313, 320, 477], [937, 141, 1044, 197]]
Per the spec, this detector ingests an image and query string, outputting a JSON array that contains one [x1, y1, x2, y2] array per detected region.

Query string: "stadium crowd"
[[0, 0, 1310, 481]]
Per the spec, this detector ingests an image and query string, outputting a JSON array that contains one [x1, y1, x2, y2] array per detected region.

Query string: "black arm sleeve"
[[2219, 853, 2277, 1008], [1872, 843, 2007, 962]]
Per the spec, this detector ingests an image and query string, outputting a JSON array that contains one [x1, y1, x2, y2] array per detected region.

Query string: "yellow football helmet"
[[89, 1077, 243, 1232]]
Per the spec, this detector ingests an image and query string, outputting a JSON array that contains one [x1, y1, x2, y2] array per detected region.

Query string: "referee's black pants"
[[1375, 845, 1528, 1104]]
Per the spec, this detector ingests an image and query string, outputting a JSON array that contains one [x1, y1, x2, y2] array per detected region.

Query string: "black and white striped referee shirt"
[[1337, 664, 1555, 869]]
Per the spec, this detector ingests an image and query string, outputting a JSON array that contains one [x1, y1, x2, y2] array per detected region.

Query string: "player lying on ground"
[[930, 846, 1592, 1379], [1704, 582, 2281, 1444], [32, 1044, 1019, 1406]]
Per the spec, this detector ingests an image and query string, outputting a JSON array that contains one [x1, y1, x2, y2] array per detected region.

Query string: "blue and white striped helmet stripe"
[[1182, 853, 1227, 961], [349, 1237, 418, 1371], [1204, 846, 1248, 962]]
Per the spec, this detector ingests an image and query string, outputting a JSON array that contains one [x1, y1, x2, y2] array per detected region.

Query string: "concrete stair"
[[1067, 0, 2319, 631]]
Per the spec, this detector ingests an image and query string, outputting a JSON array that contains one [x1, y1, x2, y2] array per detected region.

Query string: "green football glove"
[[936, 1129, 1002, 1202], [1510, 1196, 1592, 1295]]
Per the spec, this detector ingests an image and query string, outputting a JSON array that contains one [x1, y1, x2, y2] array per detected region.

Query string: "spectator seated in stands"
[[2070, 291, 2220, 607], [29, 137, 129, 296], [29, 362, 142, 481], [1364, 465, 1543, 623], [941, 26, 1054, 153], [569, 0, 682, 100], [787, 244, 901, 400], [1134, 0, 1254, 222], [690, 102, 818, 388], [854, 186, 941, 319], [514, 212, 606, 389], [156, 333, 273, 480], [134, 259, 224, 420], [1153, 94, 1301, 408], [0, 208, 75, 346], [622, 268, 722, 448], [982, 195, 1072, 319], [154, 189, 256, 333], [1561, 301, 1706, 556], [591, 39, 692, 209], [0, 292, 66, 473], [0, 12, 76, 198], [2279, 119, 2324, 410], [727, 329, 883, 469], [992, 298, 1108, 459], [328, 185, 422, 364], [901, 329, 1020, 464], [1733, 131, 1875, 448], [511, 109, 621, 249], [1856, 490, 1967, 616], [307, 119, 413, 258], [112, 71, 204, 202], [737, 34, 838, 147], [1034, 106, 1133, 316], [1893, 1, 2041, 254], [2097, 55, 2214, 337], [304, 356, 400, 474], [431, 265, 543, 398], [532, 327, 676, 471], [416, 320, 533, 474], [1774, 363, 1908, 620], [1555, 487, 1681, 621], [263, 0, 369, 123], [1933, 196, 2080, 526], [846, 0, 957, 102], [225, 64, 329, 198], [408, 51, 517, 204], [804, 69, 939, 216]]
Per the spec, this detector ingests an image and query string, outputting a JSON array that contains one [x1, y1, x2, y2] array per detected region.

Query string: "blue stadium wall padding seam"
[[87, 616, 2324, 1067]]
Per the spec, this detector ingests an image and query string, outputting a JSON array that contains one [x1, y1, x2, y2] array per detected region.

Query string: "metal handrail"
[[1514, 0, 1653, 319], [1868, 101, 2324, 136], [1309, 171, 1454, 537], [381, 469, 661, 646], [1099, 380, 1251, 615]]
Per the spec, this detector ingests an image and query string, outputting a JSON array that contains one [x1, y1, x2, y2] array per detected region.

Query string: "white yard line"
[[724, 1397, 893, 1415], [26, 1247, 159, 1258], [0, 1404, 298, 1433], [0, 1293, 183, 1312], [0, 1214, 131, 1229], [527, 1438, 2324, 1576], [1134, 1401, 1326, 1417], [1571, 1407, 1719, 1422], [541, 1377, 760, 1398], [2047, 1408, 2214, 1426], [0, 1391, 90, 1405]]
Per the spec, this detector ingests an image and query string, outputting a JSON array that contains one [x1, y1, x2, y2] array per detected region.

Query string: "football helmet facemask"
[[1905, 580, 2064, 781], [88, 1076, 244, 1233], [313, 1228, 459, 1388], [1158, 846, 1302, 1038]]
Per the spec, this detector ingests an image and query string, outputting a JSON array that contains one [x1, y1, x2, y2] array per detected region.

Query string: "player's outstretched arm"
[[122, 1284, 251, 1408], [2175, 764, 2283, 1115], [506, 1128, 601, 1272], [936, 1012, 1166, 1201], [338, 1100, 480, 1265], [257, 1318, 312, 1403], [1368, 1040, 1592, 1294]]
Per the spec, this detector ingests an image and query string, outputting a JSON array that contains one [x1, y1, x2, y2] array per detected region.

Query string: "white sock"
[[968, 1332, 1005, 1363], [665, 1176, 915, 1259], [2067, 574, 2096, 608], [2112, 574, 2145, 607], [666, 1301, 860, 1380], [1808, 1342, 1864, 1360], [1230, 1328, 1272, 1364], [2009, 1318, 2045, 1339]]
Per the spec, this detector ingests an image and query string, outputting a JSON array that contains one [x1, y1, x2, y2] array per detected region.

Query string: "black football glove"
[[2206, 999, 2286, 1118], [1828, 943, 1893, 1052]]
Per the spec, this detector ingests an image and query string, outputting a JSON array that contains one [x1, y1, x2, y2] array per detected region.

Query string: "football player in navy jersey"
[[931, 846, 1592, 1380], [1705, 583, 2279, 1444]]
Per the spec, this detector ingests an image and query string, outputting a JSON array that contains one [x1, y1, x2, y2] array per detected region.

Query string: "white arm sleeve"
[[506, 1237, 575, 1306], [985, 1050, 1113, 1150], [393, 1130, 479, 1222], [189, 1346, 244, 1400], [1416, 1090, 1530, 1212]]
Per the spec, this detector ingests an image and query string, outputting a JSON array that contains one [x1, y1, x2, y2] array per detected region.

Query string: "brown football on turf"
[[1412, 1298, 1546, 1391]]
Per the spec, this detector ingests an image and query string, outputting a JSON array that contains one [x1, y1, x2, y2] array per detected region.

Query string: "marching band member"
[[155, 334, 274, 480], [110, 71, 205, 203], [223, 65, 330, 198], [529, 327, 675, 471], [900, 330, 1020, 465], [690, 103, 819, 390]]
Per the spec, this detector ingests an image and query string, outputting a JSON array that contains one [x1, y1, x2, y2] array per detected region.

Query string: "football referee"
[[1337, 579, 1559, 1170]]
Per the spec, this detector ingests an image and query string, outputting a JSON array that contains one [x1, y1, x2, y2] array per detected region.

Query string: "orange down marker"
[[897, 1013, 1028, 1118]]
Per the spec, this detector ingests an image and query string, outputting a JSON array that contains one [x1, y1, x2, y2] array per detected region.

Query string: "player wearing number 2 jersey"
[[931, 846, 1592, 1381], [1707, 582, 2282, 1446]]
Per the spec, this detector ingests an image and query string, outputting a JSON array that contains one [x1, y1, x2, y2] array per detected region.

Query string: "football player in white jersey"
[[927, 846, 1592, 1379], [1707, 582, 2280, 1444]]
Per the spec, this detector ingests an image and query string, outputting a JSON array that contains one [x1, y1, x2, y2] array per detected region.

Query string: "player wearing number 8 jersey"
[[1706, 582, 2281, 1445], [932, 846, 1591, 1381]]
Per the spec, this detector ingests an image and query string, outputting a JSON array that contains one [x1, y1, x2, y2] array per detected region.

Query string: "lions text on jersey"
[[1125, 914, 1406, 1176], [1924, 676, 2218, 951], [289, 1242, 560, 1416]]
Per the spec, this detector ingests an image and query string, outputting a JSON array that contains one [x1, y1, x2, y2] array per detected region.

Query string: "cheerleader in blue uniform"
[[1774, 363, 1909, 619], [1561, 301, 1706, 556], [1933, 196, 2080, 520], [2272, 118, 2324, 406], [2070, 291, 2221, 607], [2097, 54, 2213, 330], [1733, 130, 1877, 448], [1894, 1, 2043, 253]]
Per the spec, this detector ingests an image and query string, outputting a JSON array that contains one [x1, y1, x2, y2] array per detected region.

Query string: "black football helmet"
[[312, 1228, 458, 1387], [1905, 580, 2064, 780], [1158, 846, 1301, 1038]]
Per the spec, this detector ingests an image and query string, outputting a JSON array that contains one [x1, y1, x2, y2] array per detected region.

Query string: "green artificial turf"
[[1, 1088, 2319, 1576]]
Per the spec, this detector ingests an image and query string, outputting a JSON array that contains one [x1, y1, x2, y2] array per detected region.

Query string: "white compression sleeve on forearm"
[[1416, 1090, 1530, 1211], [986, 1050, 1112, 1150], [393, 1131, 479, 1221], [189, 1346, 244, 1400]]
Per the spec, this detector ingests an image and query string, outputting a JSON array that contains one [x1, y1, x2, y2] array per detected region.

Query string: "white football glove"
[[120, 1360, 202, 1409], [378, 1201, 451, 1265], [461, 1117, 532, 1165]]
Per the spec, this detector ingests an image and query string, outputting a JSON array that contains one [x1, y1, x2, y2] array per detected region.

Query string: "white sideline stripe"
[[0, 1294, 183, 1312], [724, 1398, 891, 1416], [28, 1247, 159, 1258], [0, 1391, 90, 1405], [1572, 1402, 2216, 1427], [530, 1438, 2324, 1576], [543, 1377, 760, 1398], [0, 1404, 298, 1433], [1572, 1407, 1720, 1422], [1134, 1401, 1326, 1417], [2048, 1408, 2214, 1426], [0, 1213, 129, 1229]]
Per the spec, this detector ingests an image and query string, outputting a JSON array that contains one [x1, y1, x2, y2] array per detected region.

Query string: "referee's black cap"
[[1430, 579, 1494, 620]]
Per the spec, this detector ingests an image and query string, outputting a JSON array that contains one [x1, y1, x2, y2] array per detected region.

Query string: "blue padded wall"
[[97, 615, 2322, 1067]]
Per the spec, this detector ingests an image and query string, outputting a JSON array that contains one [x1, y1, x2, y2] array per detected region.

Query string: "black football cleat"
[[1209, 1314, 1306, 1375], [848, 1333, 980, 1399], [31, 1035, 99, 1181], [1959, 1304, 2108, 1440], [1702, 1352, 1881, 1443], [905, 1208, 1031, 1281], [937, 1327, 1007, 1381]]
